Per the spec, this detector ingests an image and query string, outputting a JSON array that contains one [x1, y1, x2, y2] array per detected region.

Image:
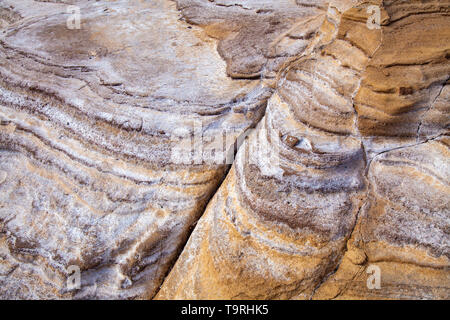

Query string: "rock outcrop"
[[0, 0, 449, 300], [0, 0, 273, 299], [156, 0, 450, 300]]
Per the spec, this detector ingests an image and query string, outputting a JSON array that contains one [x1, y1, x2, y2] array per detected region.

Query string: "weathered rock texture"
[[156, 0, 450, 299], [174, 0, 329, 80], [0, 0, 449, 300], [0, 0, 274, 299]]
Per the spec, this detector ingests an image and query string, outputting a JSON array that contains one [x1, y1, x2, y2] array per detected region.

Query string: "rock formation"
[[0, 0, 449, 300], [156, 0, 450, 299], [0, 0, 272, 299]]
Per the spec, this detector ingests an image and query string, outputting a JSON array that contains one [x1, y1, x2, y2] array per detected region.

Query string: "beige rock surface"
[[0, 0, 272, 299], [174, 0, 329, 80], [0, 0, 449, 300], [156, 0, 450, 300], [314, 137, 450, 299]]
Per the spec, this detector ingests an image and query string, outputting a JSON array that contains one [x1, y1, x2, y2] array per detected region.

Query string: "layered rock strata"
[[157, 0, 450, 300], [0, 0, 448, 300], [0, 0, 276, 299]]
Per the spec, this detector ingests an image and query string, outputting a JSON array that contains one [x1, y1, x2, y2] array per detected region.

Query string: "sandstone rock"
[[0, 0, 448, 300], [157, 0, 450, 300], [174, 0, 329, 80], [0, 0, 271, 299], [314, 137, 450, 299]]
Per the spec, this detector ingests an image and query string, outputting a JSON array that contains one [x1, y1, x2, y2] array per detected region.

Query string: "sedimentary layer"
[[157, 0, 450, 300], [0, 0, 448, 300], [0, 0, 274, 299]]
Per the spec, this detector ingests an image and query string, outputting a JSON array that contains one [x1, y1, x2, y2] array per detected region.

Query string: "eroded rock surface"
[[0, 0, 272, 299], [157, 0, 450, 300], [0, 0, 449, 300], [174, 0, 329, 80]]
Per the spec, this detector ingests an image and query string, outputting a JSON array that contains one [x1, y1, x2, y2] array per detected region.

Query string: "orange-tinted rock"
[[157, 0, 450, 300]]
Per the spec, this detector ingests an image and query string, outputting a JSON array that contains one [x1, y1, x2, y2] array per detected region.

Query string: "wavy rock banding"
[[0, 0, 273, 299], [157, 0, 450, 300], [0, 0, 449, 300]]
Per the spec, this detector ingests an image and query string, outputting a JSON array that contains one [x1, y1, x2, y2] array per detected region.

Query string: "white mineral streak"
[[0, 0, 449, 300]]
